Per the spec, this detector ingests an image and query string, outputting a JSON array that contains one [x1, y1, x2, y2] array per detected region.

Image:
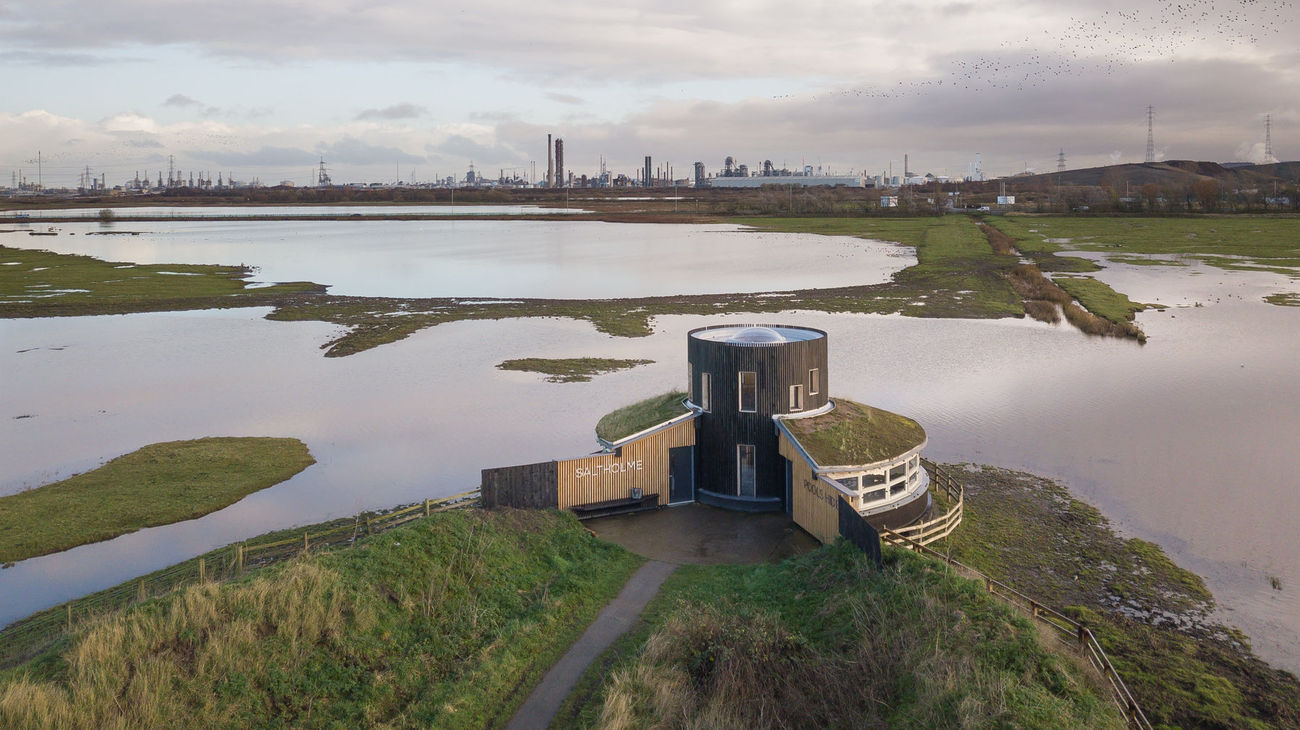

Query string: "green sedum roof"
[[783, 399, 926, 467], [595, 390, 690, 443]]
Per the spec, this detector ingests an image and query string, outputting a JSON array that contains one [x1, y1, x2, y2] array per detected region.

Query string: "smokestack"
[[555, 138, 565, 189], [547, 134, 554, 188]]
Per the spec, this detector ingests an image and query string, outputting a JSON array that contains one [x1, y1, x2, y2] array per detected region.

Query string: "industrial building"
[[710, 174, 866, 188], [482, 325, 933, 544]]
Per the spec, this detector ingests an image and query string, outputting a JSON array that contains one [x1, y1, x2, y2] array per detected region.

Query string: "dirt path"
[[505, 560, 676, 730]]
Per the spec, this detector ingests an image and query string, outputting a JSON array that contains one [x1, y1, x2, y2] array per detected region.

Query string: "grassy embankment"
[[0, 245, 324, 317], [0, 438, 314, 565], [0, 509, 643, 729], [556, 465, 1300, 729], [988, 216, 1300, 310], [594, 391, 689, 443], [554, 540, 1126, 729], [495, 357, 653, 383], [939, 465, 1300, 729]]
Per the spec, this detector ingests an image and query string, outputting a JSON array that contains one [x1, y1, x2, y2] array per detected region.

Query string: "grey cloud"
[[164, 94, 202, 108], [355, 103, 427, 121], [433, 135, 525, 165], [546, 92, 583, 105], [187, 145, 318, 167], [318, 136, 425, 165], [0, 50, 106, 65]]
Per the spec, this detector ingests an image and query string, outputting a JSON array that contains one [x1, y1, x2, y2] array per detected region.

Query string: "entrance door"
[[668, 446, 695, 504]]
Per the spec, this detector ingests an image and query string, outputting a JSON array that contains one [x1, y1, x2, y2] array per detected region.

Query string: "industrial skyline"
[[1, 0, 1296, 188]]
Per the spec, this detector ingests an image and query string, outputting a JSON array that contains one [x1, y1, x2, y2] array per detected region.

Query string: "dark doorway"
[[669, 446, 695, 504], [784, 457, 793, 515]]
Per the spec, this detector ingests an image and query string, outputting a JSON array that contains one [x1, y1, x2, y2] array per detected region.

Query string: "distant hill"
[[1016, 160, 1300, 188]]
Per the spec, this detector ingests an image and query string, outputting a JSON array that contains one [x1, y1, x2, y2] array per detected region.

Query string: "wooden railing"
[[0, 489, 480, 669], [882, 524, 1153, 730], [878, 458, 963, 547]]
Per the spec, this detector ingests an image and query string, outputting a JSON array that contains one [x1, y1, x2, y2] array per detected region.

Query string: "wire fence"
[[882, 516, 1153, 729], [0, 490, 480, 669]]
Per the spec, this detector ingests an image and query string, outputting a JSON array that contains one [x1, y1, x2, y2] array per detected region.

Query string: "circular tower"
[[687, 324, 828, 512]]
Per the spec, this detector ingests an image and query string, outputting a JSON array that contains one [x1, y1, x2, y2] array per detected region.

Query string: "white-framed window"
[[738, 371, 757, 412], [809, 368, 820, 395], [737, 444, 756, 497], [789, 383, 804, 412], [700, 371, 712, 412]]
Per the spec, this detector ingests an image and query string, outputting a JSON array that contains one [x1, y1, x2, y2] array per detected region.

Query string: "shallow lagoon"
[[1, 228, 1299, 673], [2, 220, 912, 298]]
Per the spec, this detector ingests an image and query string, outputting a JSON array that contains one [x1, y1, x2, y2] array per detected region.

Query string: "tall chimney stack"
[[547, 134, 554, 188]]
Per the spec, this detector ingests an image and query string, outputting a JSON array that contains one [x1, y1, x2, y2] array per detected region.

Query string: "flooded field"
[[5, 204, 583, 218], [1, 225, 1299, 673], [1, 220, 912, 298]]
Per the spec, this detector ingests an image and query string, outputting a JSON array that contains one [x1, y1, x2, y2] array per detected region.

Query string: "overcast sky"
[[2, 0, 1297, 187]]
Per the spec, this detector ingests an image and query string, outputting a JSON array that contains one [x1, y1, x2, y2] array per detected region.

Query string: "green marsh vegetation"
[[13, 214, 1294, 357], [0, 245, 323, 317], [556, 541, 1125, 729], [0, 437, 314, 564], [988, 216, 1300, 279], [594, 391, 689, 442], [0, 509, 642, 729], [939, 465, 1300, 729], [782, 399, 926, 465], [496, 357, 654, 383]]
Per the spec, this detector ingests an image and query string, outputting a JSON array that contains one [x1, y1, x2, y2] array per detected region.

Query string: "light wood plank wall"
[[780, 432, 840, 544], [557, 420, 696, 509]]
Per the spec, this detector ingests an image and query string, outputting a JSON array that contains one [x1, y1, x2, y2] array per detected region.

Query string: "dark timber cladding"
[[481, 461, 558, 509], [688, 324, 828, 512]]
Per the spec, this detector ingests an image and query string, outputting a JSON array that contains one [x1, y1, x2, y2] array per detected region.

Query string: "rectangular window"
[[862, 488, 887, 504], [862, 472, 886, 486], [739, 371, 757, 412], [789, 384, 804, 412], [737, 444, 756, 497], [835, 475, 858, 490], [809, 368, 820, 395], [700, 372, 711, 412], [889, 465, 906, 482], [688, 363, 693, 403]]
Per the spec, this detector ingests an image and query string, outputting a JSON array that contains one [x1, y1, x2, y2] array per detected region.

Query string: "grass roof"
[[595, 391, 690, 443], [782, 399, 925, 467]]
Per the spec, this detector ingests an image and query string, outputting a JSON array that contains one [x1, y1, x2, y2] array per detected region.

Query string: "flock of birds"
[[793, 0, 1296, 102]]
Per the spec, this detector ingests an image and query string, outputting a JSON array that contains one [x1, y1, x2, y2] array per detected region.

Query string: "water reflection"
[[1, 254, 1299, 674], [9, 204, 584, 218], [1, 221, 912, 298]]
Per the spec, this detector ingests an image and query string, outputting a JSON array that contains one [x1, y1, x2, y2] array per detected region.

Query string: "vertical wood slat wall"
[[556, 419, 696, 509], [779, 432, 840, 544], [688, 327, 828, 502]]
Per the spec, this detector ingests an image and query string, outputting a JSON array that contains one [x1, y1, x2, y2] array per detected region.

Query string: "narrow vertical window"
[[688, 363, 693, 403], [809, 368, 820, 395], [700, 371, 711, 412], [789, 384, 804, 412], [737, 444, 756, 497], [739, 371, 756, 412]]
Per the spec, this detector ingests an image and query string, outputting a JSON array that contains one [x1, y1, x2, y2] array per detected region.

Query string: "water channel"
[[1, 218, 1298, 674]]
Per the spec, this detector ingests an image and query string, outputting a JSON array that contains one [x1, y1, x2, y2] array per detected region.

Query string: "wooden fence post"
[[138, 579, 146, 602], [424, 498, 431, 517], [1077, 622, 1087, 649], [236, 544, 244, 574], [198, 557, 206, 583], [303, 531, 310, 553], [66, 604, 72, 632]]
